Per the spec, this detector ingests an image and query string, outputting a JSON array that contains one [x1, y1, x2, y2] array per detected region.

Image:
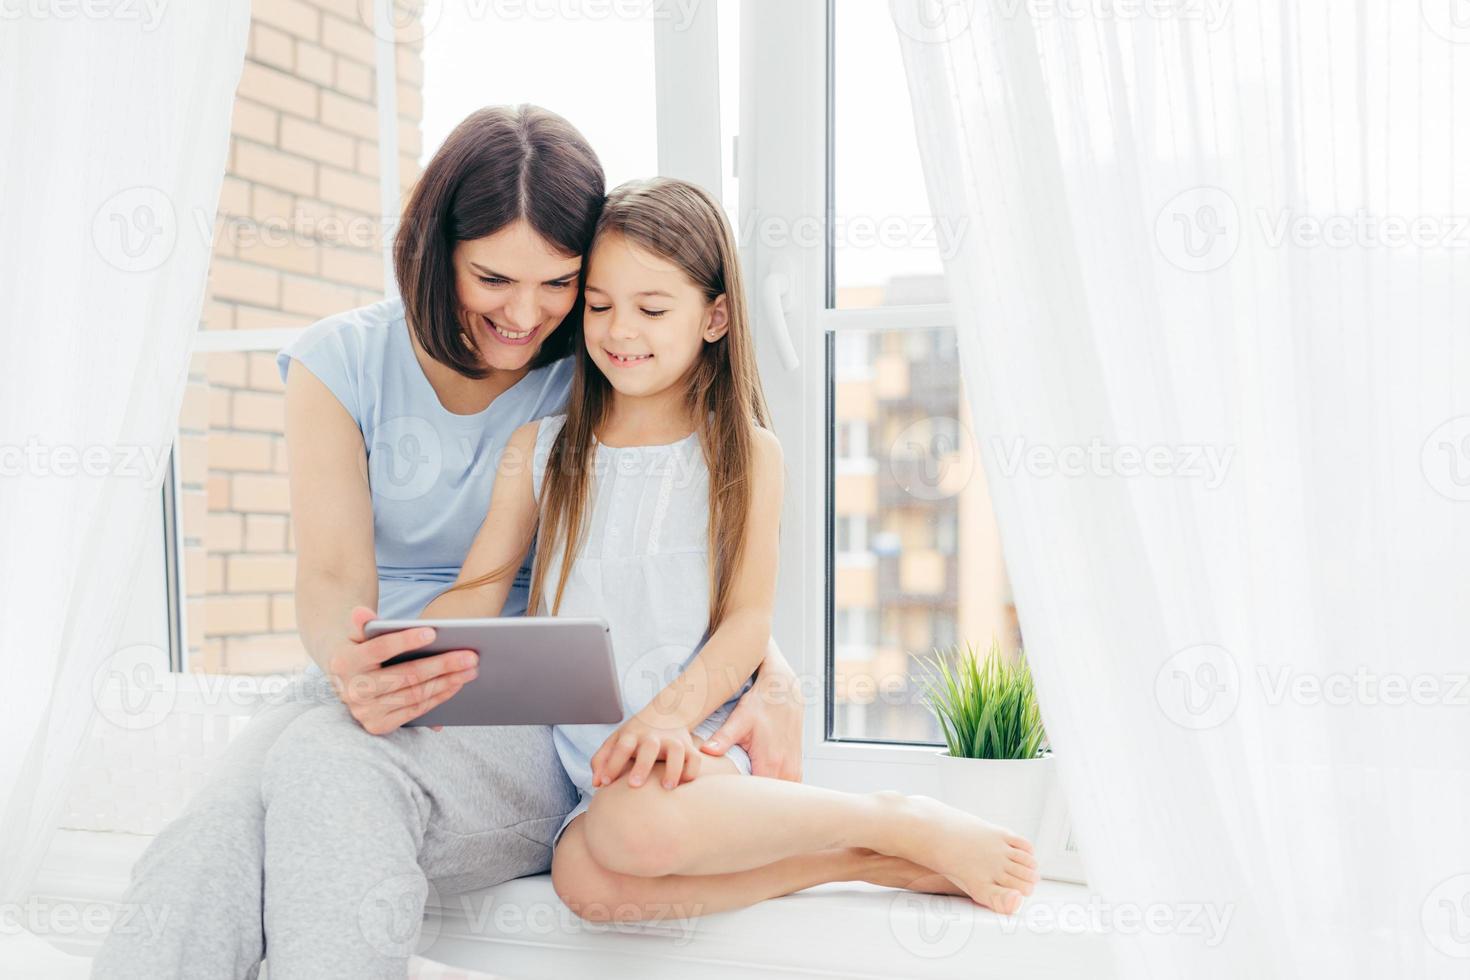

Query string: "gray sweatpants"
[[90, 671, 580, 980]]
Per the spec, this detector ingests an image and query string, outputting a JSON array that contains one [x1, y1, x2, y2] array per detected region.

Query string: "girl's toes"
[[1009, 859, 1041, 883], [1010, 846, 1038, 869], [1006, 835, 1034, 853], [1001, 870, 1038, 895], [979, 886, 1024, 915]]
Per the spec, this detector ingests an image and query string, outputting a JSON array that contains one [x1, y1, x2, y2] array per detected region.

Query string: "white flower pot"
[[934, 752, 1056, 844]]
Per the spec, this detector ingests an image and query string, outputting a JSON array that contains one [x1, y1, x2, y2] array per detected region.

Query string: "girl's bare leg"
[[551, 813, 967, 922], [583, 761, 1039, 914]]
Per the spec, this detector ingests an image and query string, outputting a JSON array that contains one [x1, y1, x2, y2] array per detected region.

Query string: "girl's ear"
[[703, 294, 731, 343]]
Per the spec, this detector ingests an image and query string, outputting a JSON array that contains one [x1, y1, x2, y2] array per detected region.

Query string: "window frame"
[[160, 3, 728, 676], [740, 1, 966, 793]]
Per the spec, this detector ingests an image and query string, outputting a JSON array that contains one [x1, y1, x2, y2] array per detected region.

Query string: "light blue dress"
[[275, 297, 575, 676], [529, 414, 755, 847]]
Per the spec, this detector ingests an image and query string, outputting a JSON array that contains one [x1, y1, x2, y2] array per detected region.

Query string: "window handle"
[[761, 271, 799, 370]]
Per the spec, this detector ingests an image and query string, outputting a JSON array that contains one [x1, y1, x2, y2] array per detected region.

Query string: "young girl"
[[423, 177, 1039, 922]]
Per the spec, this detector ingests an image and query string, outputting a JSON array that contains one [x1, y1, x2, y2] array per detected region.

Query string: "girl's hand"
[[590, 712, 702, 790], [700, 649, 806, 782], [327, 606, 480, 735]]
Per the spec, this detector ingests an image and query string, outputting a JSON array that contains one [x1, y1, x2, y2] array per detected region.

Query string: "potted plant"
[[919, 638, 1055, 842]]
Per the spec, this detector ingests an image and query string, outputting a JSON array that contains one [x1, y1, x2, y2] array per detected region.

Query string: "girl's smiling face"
[[452, 219, 584, 373], [582, 230, 729, 398]]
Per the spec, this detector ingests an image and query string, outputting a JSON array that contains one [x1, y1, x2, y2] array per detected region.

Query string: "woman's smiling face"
[[452, 219, 584, 372]]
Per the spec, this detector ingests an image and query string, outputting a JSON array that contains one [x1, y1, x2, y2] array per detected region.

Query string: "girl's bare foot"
[[880, 793, 1041, 914], [850, 847, 967, 897]]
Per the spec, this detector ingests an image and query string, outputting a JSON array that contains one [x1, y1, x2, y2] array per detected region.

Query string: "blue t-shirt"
[[276, 297, 573, 648]]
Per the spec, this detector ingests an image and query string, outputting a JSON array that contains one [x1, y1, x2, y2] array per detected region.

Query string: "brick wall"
[[177, 0, 425, 674]]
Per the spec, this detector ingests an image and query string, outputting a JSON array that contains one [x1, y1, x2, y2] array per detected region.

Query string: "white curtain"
[[894, 1, 1470, 977], [0, 0, 251, 911]]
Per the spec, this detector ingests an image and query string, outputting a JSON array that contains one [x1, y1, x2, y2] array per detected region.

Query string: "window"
[[740, 2, 1020, 785], [159, 3, 734, 676]]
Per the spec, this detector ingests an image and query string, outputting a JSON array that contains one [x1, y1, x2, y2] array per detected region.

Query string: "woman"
[[91, 105, 805, 980]]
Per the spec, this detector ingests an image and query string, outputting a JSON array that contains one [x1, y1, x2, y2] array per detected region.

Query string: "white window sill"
[[31, 828, 1116, 979]]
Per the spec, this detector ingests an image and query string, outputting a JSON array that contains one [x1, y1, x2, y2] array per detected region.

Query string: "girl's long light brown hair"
[[451, 178, 771, 631]]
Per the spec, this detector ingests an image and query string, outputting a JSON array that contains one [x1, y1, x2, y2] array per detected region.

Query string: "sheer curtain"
[[0, 0, 250, 923], [893, 1, 1470, 977]]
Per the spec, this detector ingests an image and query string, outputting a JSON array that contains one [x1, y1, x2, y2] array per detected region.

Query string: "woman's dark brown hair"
[[393, 104, 605, 378]]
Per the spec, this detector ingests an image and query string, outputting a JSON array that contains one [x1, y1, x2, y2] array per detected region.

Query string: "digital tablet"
[[363, 617, 624, 727]]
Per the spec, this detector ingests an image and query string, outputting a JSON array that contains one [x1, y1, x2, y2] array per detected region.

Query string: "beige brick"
[[271, 594, 297, 632], [245, 514, 289, 552], [320, 90, 378, 140], [208, 474, 231, 511], [226, 554, 296, 592], [181, 489, 208, 538], [224, 634, 309, 675], [321, 14, 375, 64], [207, 512, 243, 551], [205, 351, 249, 387], [232, 473, 291, 513], [335, 57, 372, 101], [178, 434, 208, 486], [203, 595, 272, 636], [197, 639, 224, 674], [396, 121, 421, 158], [250, 352, 287, 392], [253, 0, 319, 41], [281, 273, 358, 318], [206, 556, 225, 592], [230, 98, 279, 146], [183, 545, 207, 598], [395, 83, 421, 122], [210, 258, 282, 307], [234, 140, 317, 197], [236, 305, 315, 332], [318, 165, 378, 213], [233, 390, 286, 432], [355, 139, 378, 177], [273, 440, 291, 475], [237, 61, 318, 119], [295, 40, 335, 86], [396, 45, 423, 86], [250, 184, 294, 224], [280, 116, 356, 169], [211, 432, 275, 471], [218, 175, 251, 218], [321, 246, 384, 290], [234, 233, 320, 276], [186, 598, 205, 648], [292, 197, 377, 241], [179, 382, 210, 433], [285, 517, 296, 549], [250, 23, 295, 71], [209, 388, 233, 428], [314, 0, 366, 22], [201, 299, 234, 332]]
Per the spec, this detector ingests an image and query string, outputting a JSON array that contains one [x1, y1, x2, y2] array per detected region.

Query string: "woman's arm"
[[285, 362, 477, 733], [421, 419, 541, 619], [591, 427, 785, 788]]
